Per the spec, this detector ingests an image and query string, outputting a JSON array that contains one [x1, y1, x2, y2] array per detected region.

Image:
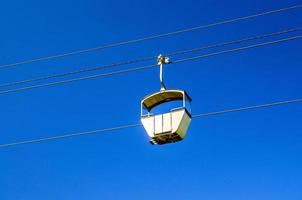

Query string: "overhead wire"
[[0, 4, 301, 70], [0, 124, 141, 148], [166, 27, 302, 57], [0, 34, 301, 95], [0, 27, 301, 89], [0, 56, 155, 88], [0, 98, 301, 148], [0, 64, 157, 95], [172, 35, 302, 64], [192, 98, 302, 118]]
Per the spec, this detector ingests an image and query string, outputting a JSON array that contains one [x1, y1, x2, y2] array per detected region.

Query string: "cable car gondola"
[[141, 55, 192, 145]]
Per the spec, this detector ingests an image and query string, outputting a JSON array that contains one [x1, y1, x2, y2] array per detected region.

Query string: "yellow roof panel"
[[142, 90, 191, 111]]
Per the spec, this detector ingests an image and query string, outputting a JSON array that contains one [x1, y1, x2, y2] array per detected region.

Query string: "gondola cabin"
[[141, 90, 192, 145], [140, 55, 192, 145]]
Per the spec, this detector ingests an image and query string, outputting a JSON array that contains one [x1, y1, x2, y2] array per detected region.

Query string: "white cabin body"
[[141, 90, 192, 145]]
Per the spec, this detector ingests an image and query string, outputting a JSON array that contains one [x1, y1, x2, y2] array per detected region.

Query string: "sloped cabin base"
[[141, 108, 191, 145]]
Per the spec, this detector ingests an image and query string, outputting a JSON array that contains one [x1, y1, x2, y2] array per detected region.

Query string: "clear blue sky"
[[0, 0, 302, 199]]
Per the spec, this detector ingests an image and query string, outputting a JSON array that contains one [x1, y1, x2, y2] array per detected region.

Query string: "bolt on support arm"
[[157, 54, 171, 91]]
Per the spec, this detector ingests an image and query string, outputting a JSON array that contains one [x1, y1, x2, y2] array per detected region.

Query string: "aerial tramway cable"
[[0, 4, 301, 70]]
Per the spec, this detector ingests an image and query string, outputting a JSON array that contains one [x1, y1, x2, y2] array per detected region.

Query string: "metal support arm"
[[157, 54, 170, 91]]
